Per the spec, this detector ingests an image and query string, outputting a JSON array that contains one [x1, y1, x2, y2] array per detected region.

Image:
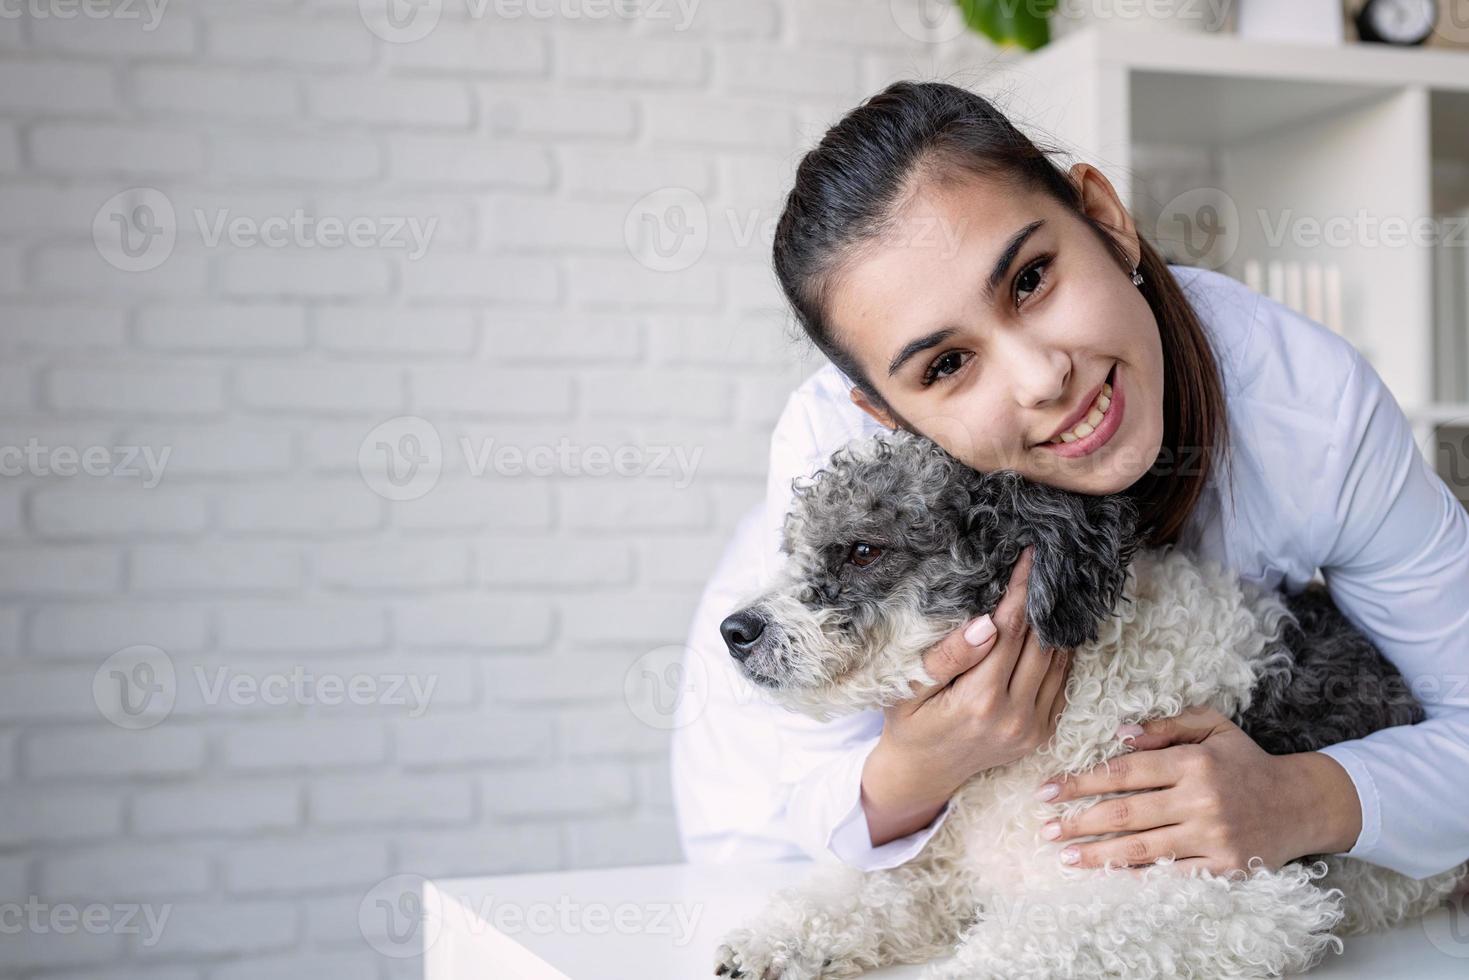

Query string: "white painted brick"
[[487, 195, 629, 251], [0, 61, 118, 113], [482, 652, 625, 701], [563, 592, 699, 646], [316, 308, 477, 356], [637, 535, 723, 587], [213, 134, 380, 182], [223, 719, 389, 772], [389, 481, 552, 531], [237, 364, 404, 414], [388, 135, 552, 188], [394, 710, 553, 766], [647, 314, 806, 366], [48, 366, 226, 417], [0, 124, 16, 172], [29, 602, 209, 659], [119, 426, 294, 477], [792, 0, 927, 47], [395, 823, 560, 878], [223, 838, 390, 893], [30, 124, 205, 176], [581, 370, 734, 421], [718, 44, 862, 97], [483, 763, 632, 817], [310, 773, 473, 827], [479, 87, 637, 139], [30, 485, 208, 538], [32, 244, 209, 298], [565, 812, 681, 868], [561, 479, 710, 531], [723, 259, 786, 310], [0, 788, 123, 845], [483, 314, 641, 362], [653, 0, 779, 36], [644, 94, 796, 149], [131, 542, 302, 594], [0, 484, 20, 537], [738, 373, 805, 426], [476, 538, 632, 587], [387, 22, 548, 76], [561, 705, 670, 758], [132, 900, 296, 958], [2, 924, 120, 971], [0, 667, 99, 722], [216, 602, 387, 653], [211, 950, 378, 980], [219, 481, 383, 534], [308, 77, 473, 128], [558, 146, 714, 199], [0, 364, 33, 411], [409, 365, 570, 416], [222, 251, 394, 299], [0, 608, 19, 657], [28, 12, 196, 56], [45, 969, 197, 980], [131, 781, 300, 837], [0, 304, 128, 350], [566, 256, 721, 310], [315, 191, 476, 251], [23, 726, 206, 778], [0, 853, 24, 895], [136, 304, 309, 351], [133, 66, 299, 119], [40, 844, 210, 901], [0, 244, 19, 294], [207, 15, 376, 67], [634, 757, 674, 808], [317, 539, 470, 591], [0, 545, 120, 596], [394, 595, 553, 649], [557, 34, 707, 85], [402, 253, 558, 304]]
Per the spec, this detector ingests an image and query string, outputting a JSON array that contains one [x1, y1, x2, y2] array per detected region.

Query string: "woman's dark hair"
[[771, 80, 1230, 549]]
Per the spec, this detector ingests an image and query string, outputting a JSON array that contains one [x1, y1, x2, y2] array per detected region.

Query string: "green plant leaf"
[[956, 0, 1055, 51]]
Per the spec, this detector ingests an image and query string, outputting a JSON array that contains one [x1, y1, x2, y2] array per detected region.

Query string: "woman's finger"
[[1038, 745, 1189, 802], [1059, 826, 1190, 871], [1045, 787, 1184, 842], [912, 614, 997, 701], [969, 546, 1034, 686], [1006, 629, 1056, 702], [1034, 647, 1070, 726]]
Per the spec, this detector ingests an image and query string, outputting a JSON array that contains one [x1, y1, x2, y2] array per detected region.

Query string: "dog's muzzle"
[[720, 608, 768, 663]]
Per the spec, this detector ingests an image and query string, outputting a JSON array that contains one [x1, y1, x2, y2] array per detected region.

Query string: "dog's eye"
[[848, 542, 883, 568]]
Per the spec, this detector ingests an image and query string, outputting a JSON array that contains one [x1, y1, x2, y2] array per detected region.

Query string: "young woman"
[[670, 81, 1469, 883]]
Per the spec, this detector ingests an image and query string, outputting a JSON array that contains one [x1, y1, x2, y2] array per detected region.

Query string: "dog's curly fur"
[[714, 430, 1467, 979]]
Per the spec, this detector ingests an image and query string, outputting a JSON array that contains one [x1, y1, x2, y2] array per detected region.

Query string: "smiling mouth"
[[1034, 364, 1122, 461]]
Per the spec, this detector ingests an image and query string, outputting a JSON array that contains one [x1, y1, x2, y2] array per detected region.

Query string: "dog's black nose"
[[720, 609, 767, 662]]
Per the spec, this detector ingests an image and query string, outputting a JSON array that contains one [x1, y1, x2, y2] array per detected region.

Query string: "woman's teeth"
[[1049, 383, 1113, 444]]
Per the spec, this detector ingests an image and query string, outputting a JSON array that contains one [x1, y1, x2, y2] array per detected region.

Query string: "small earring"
[[1131, 266, 1145, 287]]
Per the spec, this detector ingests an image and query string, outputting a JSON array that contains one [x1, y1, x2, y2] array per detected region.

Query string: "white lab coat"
[[670, 263, 1469, 881]]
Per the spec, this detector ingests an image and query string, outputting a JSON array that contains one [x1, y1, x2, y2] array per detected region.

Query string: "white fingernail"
[[964, 615, 996, 646]]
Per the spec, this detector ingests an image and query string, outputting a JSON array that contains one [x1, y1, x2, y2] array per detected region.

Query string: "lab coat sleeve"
[[1307, 346, 1469, 879]]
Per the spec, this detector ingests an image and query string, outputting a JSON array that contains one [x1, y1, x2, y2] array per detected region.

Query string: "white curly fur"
[[715, 548, 1467, 979]]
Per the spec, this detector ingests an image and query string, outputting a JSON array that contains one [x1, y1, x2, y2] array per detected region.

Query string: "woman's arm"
[[1038, 343, 1469, 880]]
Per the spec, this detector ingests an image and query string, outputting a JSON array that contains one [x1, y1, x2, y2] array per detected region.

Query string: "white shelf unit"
[[975, 27, 1469, 500]]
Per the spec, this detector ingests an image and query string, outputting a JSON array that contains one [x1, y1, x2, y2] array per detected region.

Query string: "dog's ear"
[[975, 474, 1141, 650]]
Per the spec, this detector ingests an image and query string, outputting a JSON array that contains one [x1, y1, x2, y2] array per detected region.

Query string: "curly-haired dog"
[[713, 429, 1467, 980]]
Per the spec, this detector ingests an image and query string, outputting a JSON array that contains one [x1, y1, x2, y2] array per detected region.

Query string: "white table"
[[421, 860, 1469, 979]]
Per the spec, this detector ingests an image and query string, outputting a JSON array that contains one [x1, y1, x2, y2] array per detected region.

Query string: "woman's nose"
[[998, 336, 1071, 408]]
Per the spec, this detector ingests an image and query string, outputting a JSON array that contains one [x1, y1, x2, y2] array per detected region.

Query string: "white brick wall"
[[0, 2, 998, 977]]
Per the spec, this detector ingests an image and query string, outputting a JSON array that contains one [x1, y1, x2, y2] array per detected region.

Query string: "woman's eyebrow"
[[888, 328, 954, 377], [983, 218, 1045, 304], [885, 218, 1046, 378]]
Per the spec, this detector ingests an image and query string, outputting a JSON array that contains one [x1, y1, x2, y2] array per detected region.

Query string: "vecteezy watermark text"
[[0, 898, 171, 948], [0, 439, 170, 488], [0, 0, 169, 30]]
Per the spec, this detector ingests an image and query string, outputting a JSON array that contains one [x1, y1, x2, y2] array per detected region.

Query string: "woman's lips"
[[1039, 363, 1123, 459]]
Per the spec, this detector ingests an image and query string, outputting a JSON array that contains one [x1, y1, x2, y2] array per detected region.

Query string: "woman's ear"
[[849, 386, 899, 430], [1068, 162, 1140, 268]]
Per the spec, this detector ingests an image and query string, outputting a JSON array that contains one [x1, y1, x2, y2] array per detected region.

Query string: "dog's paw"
[[713, 927, 837, 979]]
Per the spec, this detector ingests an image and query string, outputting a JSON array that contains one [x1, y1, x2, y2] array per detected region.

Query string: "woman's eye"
[[920, 350, 970, 388], [848, 542, 883, 567], [1014, 254, 1053, 307]]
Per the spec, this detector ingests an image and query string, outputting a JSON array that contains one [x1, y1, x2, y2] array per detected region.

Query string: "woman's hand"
[[1035, 705, 1363, 875], [862, 545, 1074, 847]]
